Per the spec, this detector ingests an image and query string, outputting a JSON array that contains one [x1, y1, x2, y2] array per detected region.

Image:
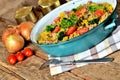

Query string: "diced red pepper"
[[77, 27, 89, 35], [75, 7, 87, 16], [66, 26, 77, 36], [52, 26, 60, 33], [94, 10, 104, 18], [54, 17, 60, 23]]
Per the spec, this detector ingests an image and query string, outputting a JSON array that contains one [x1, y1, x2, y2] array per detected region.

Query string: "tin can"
[[32, 6, 44, 20], [15, 6, 37, 24], [38, 0, 60, 15], [59, 0, 71, 4]]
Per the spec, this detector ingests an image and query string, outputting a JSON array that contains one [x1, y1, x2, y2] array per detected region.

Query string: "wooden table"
[[0, 0, 120, 80]]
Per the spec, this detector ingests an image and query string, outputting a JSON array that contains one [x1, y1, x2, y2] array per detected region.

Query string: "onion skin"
[[2, 26, 20, 44], [18, 22, 34, 41], [5, 34, 24, 53]]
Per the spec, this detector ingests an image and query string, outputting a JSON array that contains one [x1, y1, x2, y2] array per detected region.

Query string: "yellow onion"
[[18, 22, 34, 41], [2, 26, 20, 44], [5, 34, 24, 53]]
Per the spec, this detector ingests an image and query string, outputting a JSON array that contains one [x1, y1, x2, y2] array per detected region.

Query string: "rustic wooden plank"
[[35, 51, 48, 61], [0, 65, 25, 80], [0, 0, 120, 80], [0, 68, 24, 80], [0, 55, 51, 80], [29, 43, 48, 60], [71, 51, 120, 80], [108, 51, 120, 62], [53, 72, 84, 80], [0, 18, 15, 37], [0, 17, 15, 25], [71, 70, 92, 80], [11, 56, 51, 80], [32, 43, 48, 61], [71, 62, 120, 80], [0, 55, 84, 80]]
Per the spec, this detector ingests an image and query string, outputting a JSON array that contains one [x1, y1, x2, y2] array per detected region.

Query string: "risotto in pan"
[[37, 1, 113, 44]]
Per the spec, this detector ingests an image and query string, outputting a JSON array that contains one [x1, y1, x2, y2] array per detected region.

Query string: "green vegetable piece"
[[60, 18, 71, 29], [46, 25, 55, 32], [60, 14, 77, 29], [58, 31, 65, 40], [76, 4, 83, 10], [72, 8, 77, 12], [89, 17, 99, 24], [70, 14, 77, 26], [72, 4, 83, 12], [87, 3, 105, 13]]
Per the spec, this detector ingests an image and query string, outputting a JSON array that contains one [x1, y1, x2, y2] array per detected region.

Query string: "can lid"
[[38, 0, 59, 8], [15, 6, 32, 18]]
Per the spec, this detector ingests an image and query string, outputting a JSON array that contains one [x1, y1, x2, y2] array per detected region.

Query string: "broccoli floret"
[[46, 25, 55, 32], [58, 31, 65, 40], [87, 3, 105, 13], [70, 14, 77, 26], [60, 14, 77, 29]]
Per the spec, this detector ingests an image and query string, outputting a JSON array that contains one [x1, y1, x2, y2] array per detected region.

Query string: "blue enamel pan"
[[30, 0, 117, 56]]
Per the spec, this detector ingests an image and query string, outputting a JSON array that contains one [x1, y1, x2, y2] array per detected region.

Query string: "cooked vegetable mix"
[[37, 1, 113, 44]]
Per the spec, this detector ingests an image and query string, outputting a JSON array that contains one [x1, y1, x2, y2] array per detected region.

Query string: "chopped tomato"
[[94, 10, 104, 18], [52, 26, 60, 33], [77, 27, 89, 35], [75, 7, 87, 16], [54, 17, 60, 23], [8, 54, 17, 65], [16, 52, 24, 62], [23, 48, 33, 57], [66, 26, 77, 36]]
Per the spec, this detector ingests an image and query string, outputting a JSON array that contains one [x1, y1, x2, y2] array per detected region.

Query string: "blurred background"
[[0, 0, 71, 24]]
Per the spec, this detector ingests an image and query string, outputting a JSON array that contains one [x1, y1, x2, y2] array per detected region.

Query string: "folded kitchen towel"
[[49, 25, 120, 76]]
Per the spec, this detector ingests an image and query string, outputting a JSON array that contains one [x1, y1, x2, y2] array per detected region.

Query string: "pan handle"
[[104, 19, 116, 30]]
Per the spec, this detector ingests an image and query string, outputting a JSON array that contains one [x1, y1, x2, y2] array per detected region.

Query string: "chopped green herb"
[[60, 14, 77, 29], [60, 18, 71, 29], [89, 17, 99, 24], [76, 4, 83, 10], [72, 4, 83, 12], [70, 14, 77, 26], [46, 25, 55, 32], [87, 3, 105, 13]]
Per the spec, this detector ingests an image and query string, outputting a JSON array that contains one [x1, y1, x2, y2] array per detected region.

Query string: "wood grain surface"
[[0, 0, 120, 80]]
